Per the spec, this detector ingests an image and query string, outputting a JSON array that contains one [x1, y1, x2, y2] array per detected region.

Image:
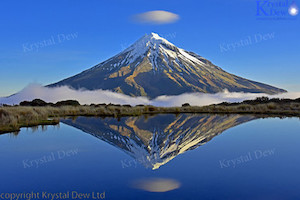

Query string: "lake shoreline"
[[1, 98, 300, 134]]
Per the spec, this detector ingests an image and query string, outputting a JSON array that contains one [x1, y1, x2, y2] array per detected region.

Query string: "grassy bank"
[[1, 97, 300, 134]]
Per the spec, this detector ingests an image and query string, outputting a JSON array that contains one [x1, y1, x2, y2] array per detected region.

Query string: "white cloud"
[[0, 84, 299, 107], [0, 84, 149, 106], [132, 10, 180, 24]]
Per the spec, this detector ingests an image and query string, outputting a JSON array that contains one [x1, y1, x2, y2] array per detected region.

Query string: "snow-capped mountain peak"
[[121, 32, 178, 67], [49, 33, 286, 98], [133, 32, 175, 50]]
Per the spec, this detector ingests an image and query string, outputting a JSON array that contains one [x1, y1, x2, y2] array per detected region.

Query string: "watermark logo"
[[160, 32, 177, 40], [22, 32, 78, 53], [120, 156, 149, 168], [22, 148, 79, 169], [219, 148, 276, 168], [288, 1, 299, 15], [220, 32, 275, 53], [0, 191, 105, 200], [256, 0, 299, 19], [120, 42, 129, 51]]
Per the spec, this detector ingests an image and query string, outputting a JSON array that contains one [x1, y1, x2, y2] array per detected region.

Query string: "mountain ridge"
[[49, 33, 286, 98]]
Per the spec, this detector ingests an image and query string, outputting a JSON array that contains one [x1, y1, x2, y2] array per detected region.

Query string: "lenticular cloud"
[[132, 10, 180, 24], [0, 84, 299, 107]]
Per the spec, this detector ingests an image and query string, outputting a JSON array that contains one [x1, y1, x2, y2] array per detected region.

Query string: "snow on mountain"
[[61, 114, 257, 170], [49, 33, 286, 98]]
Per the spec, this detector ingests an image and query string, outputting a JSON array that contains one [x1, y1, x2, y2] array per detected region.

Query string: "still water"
[[0, 114, 299, 200]]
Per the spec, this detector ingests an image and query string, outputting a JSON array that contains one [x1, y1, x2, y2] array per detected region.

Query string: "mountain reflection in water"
[[61, 114, 256, 170]]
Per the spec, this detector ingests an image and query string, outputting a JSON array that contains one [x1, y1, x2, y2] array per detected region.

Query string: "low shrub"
[[55, 100, 80, 107]]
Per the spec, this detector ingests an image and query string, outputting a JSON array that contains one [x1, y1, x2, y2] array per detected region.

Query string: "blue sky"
[[0, 0, 299, 96]]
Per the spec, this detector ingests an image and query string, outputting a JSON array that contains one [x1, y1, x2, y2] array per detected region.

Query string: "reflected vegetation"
[[5, 124, 61, 138], [61, 114, 257, 169]]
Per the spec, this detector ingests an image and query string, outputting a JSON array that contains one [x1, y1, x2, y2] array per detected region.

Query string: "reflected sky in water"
[[0, 114, 300, 200]]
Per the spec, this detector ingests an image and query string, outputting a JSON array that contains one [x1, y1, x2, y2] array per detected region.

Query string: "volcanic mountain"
[[49, 33, 286, 98]]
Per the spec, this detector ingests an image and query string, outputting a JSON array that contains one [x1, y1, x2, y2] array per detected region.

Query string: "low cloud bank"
[[0, 84, 299, 107]]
